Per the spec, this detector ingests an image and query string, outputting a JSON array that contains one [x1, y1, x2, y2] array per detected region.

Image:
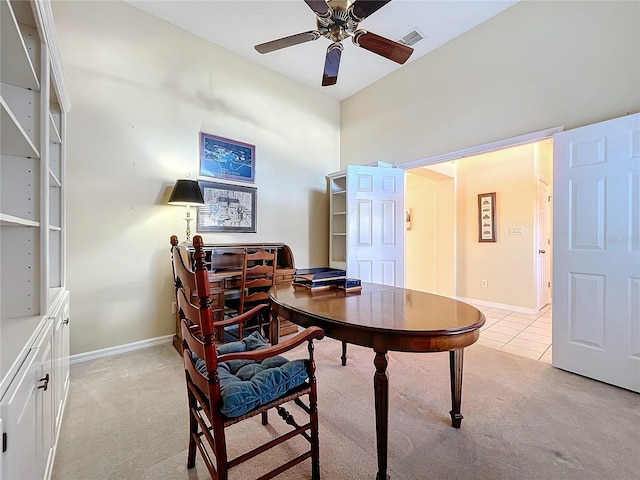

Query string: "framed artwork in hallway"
[[478, 192, 496, 242]]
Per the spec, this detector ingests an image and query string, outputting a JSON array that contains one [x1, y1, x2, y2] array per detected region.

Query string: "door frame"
[[398, 126, 563, 303]]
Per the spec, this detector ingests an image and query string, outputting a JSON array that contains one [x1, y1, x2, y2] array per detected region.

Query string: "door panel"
[[357, 261, 373, 283], [356, 200, 373, 246], [569, 273, 605, 347], [553, 113, 640, 392]]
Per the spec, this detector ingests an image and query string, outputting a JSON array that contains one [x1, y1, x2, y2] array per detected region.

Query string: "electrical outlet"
[[481, 280, 488, 288]]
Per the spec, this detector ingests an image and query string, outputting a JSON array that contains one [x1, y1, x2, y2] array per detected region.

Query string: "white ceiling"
[[126, 0, 519, 101]]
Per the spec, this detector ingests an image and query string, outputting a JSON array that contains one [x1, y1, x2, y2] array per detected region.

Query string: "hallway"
[[472, 303, 552, 363]]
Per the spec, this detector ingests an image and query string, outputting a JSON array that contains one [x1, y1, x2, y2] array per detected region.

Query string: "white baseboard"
[[70, 334, 174, 365], [456, 297, 540, 315]]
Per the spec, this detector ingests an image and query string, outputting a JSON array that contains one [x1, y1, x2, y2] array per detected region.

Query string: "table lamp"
[[168, 179, 205, 244]]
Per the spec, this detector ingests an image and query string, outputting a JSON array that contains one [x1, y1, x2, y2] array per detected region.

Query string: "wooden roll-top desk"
[[171, 241, 298, 352]]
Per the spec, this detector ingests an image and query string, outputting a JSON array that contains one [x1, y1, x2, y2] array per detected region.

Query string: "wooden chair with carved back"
[[174, 235, 324, 480], [235, 248, 277, 340], [170, 235, 269, 343]]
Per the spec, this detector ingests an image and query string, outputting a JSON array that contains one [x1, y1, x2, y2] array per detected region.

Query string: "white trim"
[[456, 297, 541, 315], [398, 126, 564, 170], [34, 0, 71, 111], [70, 334, 174, 364]]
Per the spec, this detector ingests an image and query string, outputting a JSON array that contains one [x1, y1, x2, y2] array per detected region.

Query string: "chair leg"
[[310, 396, 321, 480], [213, 424, 229, 480], [186, 391, 198, 469]]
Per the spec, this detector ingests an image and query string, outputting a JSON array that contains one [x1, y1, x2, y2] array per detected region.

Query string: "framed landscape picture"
[[199, 132, 255, 183], [196, 181, 257, 233]]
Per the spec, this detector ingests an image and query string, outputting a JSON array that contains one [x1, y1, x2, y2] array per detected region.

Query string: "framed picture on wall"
[[196, 180, 257, 233], [199, 132, 255, 183], [478, 192, 496, 242]]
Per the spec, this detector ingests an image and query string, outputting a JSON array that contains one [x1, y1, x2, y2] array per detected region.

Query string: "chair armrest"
[[212, 303, 271, 329], [216, 326, 325, 362]]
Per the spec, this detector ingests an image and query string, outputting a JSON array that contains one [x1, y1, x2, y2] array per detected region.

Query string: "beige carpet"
[[52, 337, 640, 480]]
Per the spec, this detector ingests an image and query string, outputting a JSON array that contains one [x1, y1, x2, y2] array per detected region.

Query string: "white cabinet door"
[[0, 319, 55, 480], [553, 113, 640, 392], [346, 165, 405, 286], [0, 347, 39, 480]]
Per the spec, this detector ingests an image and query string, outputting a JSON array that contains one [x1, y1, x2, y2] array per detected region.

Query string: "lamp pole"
[[184, 204, 194, 244]]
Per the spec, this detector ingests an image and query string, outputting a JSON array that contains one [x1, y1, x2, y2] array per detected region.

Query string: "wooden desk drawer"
[[275, 268, 295, 283], [224, 277, 242, 289], [209, 293, 223, 308], [188, 291, 223, 308]]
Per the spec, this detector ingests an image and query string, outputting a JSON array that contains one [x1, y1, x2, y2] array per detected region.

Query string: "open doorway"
[[403, 134, 555, 362], [404, 139, 553, 311]]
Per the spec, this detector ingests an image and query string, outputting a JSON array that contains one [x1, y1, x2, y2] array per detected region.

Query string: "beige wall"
[[341, 0, 640, 168], [405, 173, 437, 292], [435, 178, 455, 296], [54, 0, 640, 354], [405, 169, 455, 296], [53, 1, 340, 355]]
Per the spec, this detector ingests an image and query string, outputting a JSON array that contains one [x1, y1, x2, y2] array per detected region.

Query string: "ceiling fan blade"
[[255, 30, 322, 54], [350, 0, 392, 21], [304, 0, 330, 16], [353, 30, 413, 64], [322, 43, 343, 86]]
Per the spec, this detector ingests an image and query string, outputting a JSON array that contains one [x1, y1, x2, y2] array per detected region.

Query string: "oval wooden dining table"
[[269, 281, 486, 480]]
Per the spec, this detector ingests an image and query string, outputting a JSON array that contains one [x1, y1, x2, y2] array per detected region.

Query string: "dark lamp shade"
[[168, 179, 205, 206]]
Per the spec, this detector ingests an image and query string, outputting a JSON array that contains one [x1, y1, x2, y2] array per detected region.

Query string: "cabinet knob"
[[63, 317, 70, 325], [38, 373, 50, 391]]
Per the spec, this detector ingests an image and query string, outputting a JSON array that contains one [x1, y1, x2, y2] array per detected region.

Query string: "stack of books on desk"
[[335, 278, 362, 293], [293, 268, 361, 293], [293, 268, 345, 291]]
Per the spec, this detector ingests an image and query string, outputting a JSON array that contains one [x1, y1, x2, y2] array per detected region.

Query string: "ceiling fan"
[[254, 0, 414, 86]]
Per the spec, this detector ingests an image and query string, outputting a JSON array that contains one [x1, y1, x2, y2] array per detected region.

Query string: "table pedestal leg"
[[374, 351, 390, 480], [341, 341, 348, 366], [449, 348, 464, 428]]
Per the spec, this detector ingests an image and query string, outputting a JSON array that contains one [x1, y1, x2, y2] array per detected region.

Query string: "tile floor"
[[471, 303, 552, 363]]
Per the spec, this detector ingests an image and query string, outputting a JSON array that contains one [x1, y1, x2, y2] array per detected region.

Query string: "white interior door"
[[537, 178, 551, 309], [553, 113, 640, 392], [347, 165, 405, 286]]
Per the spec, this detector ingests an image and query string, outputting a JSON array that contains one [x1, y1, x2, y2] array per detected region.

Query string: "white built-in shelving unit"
[[327, 172, 348, 271], [1, 0, 70, 478]]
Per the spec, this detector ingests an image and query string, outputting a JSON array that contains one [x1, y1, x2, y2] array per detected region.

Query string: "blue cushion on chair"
[[190, 332, 309, 418]]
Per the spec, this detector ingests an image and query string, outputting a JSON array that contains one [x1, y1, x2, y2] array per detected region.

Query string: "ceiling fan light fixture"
[[255, 0, 413, 85]]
